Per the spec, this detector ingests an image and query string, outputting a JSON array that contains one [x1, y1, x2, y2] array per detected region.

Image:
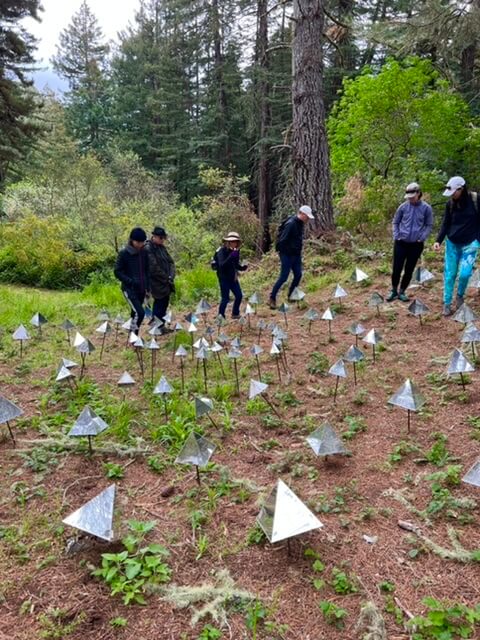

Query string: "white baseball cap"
[[443, 176, 465, 197], [299, 205, 314, 219], [404, 182, 420, 199]]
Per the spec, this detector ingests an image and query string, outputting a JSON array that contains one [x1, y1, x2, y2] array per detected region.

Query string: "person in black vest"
[[216, 231, 247, 319], [114, 227, 150, 333], [269, 205, 314, 309], [145, 226, 176, 330]]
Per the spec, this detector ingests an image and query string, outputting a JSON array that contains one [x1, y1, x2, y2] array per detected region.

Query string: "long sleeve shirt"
[[392, 200, 433, 243], [114, 244, 150, 294], [436, 193, 480, 245], [277, 216, 305, 256]]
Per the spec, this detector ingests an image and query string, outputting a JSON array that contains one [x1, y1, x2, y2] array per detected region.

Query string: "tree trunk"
[[292, 0, 334, 235], [256, 0, 272, 255]]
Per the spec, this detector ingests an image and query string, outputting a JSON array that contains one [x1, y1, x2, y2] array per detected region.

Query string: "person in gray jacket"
[[386, 182, 433, 302], [145, 226, 175, 330]]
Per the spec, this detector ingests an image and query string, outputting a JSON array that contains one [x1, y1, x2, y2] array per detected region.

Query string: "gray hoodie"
[[392, 200, 433, 243]]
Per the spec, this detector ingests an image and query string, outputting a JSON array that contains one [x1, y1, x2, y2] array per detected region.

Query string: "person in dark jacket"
[[386, 182, 433, 302], [269, 205, 314, 309], [114, 227, 150, 333], [216, 231, 247, 319], [145, 226, 175, 330], [434, 176, 480, 316]]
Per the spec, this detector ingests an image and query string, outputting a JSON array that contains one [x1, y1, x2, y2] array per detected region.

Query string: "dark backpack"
[[449, 191, 479, 215], [210, 247, 221, 271], [275, 216, 294, 252]]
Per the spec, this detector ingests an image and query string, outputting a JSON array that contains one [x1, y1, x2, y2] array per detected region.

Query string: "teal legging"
[[443, 238, 480, 304]]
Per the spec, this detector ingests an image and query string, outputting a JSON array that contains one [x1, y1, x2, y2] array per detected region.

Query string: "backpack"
[[449, 191, 479, 215], [275, 215, 294, 252], [210, 247, 221, 271]]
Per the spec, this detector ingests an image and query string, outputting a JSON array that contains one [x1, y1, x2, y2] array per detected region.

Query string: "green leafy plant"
[[342, 415, 367, 440], [330, 567, 358, 594], [424, 433, 456, 467], [110, 617, 128, 628], [92, 520, 171, 605], [197, 625, 222, 639], [306, 351, 329, 375], [319, 600, 348, 629], [388, 440, 421, 464], [103, 462, 125, 479], [409, 597, 480, 639], [38, 608, 86, 639]]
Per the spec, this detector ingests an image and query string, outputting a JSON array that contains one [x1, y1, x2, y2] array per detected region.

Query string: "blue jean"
[[443, 238, 480, 304], [270, 253, 302, 301], [218, 277, 242, 317]]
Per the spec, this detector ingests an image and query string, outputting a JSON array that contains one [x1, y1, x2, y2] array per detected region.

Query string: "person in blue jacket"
[[216, 231, 248, 319], [386, 182, 433, 302], [114, 227, 150, 333], [434, 176, 480, 316]]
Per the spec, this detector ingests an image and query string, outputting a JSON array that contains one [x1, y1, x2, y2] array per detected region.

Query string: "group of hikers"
[[114, 175, 480, 330]]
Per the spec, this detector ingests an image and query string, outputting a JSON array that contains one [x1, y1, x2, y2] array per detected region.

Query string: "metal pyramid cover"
[[461, 323, 480, 343], [447, 348, 475, 375], [272, 327, 288, 341], [174, 322, 184, 332], [175, 345, 188, 357], [175, 432, 216, 467], [63, 485, 116, 541], [128, 331, 139, 344], [388, 379, 425, 411], [185, 312, 199, 325], [462, 460, 480, 488], [303, 308, 319, 322], [95, 321, 111, 334], [69, 405, 108, 436], [278, 302, 290, 313], [146, 338, 160, 350], [351, 267, 369, 282], [148, 324, 163, 336], [217, 332, 229, 344], [118, 371, 135, 386], [414, 266, 435, 284], [73, 331, 86, 347], [306, 424, 348, 456], [249, 379, 269, 399], [195, 396, 214, 417], [270, 341, 281, 355], [121, 318, 135, 331], [343, 345, 364, 362], [408, 299, 430, 316], [210, 342, 223, 353], [257, 319, 267, 330], [321, 307, 336, 321], [328, 359, 347, 378], [0, 396, 23, 424], [230, 337, 242, 348], [61, 319, 75, 330], [12, 324, 30, 340], [187, 322, 198, 333], [368, 292, 384, 306], [257, 479, 323, 543], [333, 284, 348, 298], [196, 346, 209, 360], [363, 328, 382, 345], [468, 268, 480, 289], [60, 357, 78, 369], [289, 287, 305, 301], [249, 292, 261, 305], [30, 312, 47, 327], [195, 299, 212, 314], [227, 346, 242, 359], [452, 303, 478, 324], [348, 322, 366, 336], [113, 314, 125, 326], [56, 365, 75, 382], [193, 337, 209, 349], [77, 338, 95, 354], [154, 376, 173, 395], [163, 311, 173, 324], [97, 309, 110, 320], [250, 344, 263, 356], [245, 303, 255, 315], [215, 314, 226, 327]]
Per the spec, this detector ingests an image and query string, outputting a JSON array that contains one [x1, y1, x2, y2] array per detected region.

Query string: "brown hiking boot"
[[269, 298, 276, 310]]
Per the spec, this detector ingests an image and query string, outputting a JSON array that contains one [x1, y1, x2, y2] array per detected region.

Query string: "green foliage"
[[38, 608, 86, 639], [318, 600, 348, 629], [246, 524, 266, 546], [342, 415, 367, 440], [197, 625, 222, 640], [330, 567, 358, 595], [306, 351, 330, 375], [409, 597, 480, 639], [92, 520, 171, 605], [424, 433, 455, 467], [103, 462, 125, 479], [388, 440, 421, 464]]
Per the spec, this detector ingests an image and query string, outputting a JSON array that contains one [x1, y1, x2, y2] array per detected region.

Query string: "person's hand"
[[433, 242, 440, 252]]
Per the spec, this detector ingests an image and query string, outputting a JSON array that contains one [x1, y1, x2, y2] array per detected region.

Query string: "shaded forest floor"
[[1, 242, 480, 639]]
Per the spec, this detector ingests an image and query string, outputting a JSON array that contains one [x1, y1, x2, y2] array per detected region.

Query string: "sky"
[[23, 0, 139, 92]]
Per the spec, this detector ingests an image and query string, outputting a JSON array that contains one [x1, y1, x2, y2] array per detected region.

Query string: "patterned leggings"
[[443, 238, 480, 304]]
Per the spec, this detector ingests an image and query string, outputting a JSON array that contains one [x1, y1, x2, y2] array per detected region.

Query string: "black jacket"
[[114, 244, 150, 294], [216, 246, 247, 282], [277, 216, 305, 256], [436, 193, 480, 245], [145, 241, 176, 299]]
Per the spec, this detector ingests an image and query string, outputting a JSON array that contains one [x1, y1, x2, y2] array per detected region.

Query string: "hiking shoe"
[[231, 314, 240, 320], [386, 289, 398, 302], [443, 304, 453, 317], [398, 290, 409, 302], [456, 295, 464, 309], [269, 298, 277, 310]]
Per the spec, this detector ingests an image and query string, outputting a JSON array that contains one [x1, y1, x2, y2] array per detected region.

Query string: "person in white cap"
[[269, 205, 314, 309], [434, 176, 480, 316], [386, 182, 433, 302]]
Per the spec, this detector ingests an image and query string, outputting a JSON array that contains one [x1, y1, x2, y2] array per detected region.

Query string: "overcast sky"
[[24, 0, 139, 92]]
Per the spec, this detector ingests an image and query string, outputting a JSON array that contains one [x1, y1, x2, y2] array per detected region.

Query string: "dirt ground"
[[1, 259, 480, 640]]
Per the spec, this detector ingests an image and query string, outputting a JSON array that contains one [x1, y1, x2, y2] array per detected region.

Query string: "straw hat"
[[223, 231, 241, 242]]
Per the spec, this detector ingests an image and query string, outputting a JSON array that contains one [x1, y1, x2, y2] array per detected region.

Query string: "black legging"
[[391, 240, 424, 291]]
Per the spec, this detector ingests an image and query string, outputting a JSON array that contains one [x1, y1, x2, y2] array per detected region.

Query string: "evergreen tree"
[[52, 1, 112, 152], [0, 0, 42, 188]]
